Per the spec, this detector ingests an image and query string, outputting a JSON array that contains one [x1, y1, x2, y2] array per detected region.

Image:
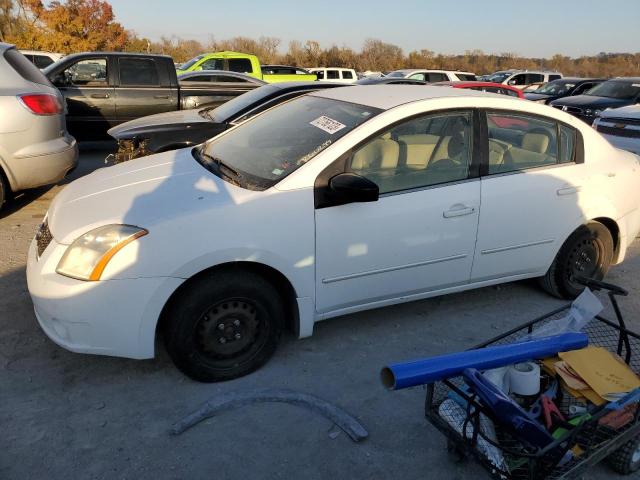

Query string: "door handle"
[[154, 95, 170, 99], [90, 93, 110, 99], [556, 186, 581, 196], [443, 205, 475, 218]]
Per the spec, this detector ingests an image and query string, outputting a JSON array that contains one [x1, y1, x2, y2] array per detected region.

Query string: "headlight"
[[56, 224, 148, 281]]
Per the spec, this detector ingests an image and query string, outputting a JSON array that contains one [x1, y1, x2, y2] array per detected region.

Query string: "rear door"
[[114, 56, 177, 123], [471, 110, 587, 281], [52, 57, 115, 138]]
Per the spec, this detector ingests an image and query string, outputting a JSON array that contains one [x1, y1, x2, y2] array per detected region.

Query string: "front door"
[[54, 57, 115, 139], [471, 110, 587, 281], [315, 110, 481, 313]]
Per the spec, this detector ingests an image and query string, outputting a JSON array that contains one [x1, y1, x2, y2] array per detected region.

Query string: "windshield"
[[198, 95, 381, 190], [487, 72, 511, 83], [202, 84, 281, 122], [586, 80, 640, 100], [386, 71, 405, 78], [179, 54, 205, 71], [535, 80, 576, 95]]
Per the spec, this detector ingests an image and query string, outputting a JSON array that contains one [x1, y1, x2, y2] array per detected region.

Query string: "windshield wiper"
[[196, 147, 244, 185]]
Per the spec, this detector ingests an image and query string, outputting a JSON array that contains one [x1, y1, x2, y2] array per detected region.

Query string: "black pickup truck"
[[43, 52, 264, 139]]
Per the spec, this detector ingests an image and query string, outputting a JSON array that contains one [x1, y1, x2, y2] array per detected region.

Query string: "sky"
[[108, 0, 640, 58]]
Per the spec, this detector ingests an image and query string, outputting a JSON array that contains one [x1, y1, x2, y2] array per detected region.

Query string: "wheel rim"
[[566, 235, 603, 288], [195, 298, 263, 360], [632, 443, 640, 464]]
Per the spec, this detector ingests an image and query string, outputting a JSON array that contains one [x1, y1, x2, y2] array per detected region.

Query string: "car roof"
[[310, 84, 496, 110], [57, 51, 173, 61], [393, 68, 475, 75]]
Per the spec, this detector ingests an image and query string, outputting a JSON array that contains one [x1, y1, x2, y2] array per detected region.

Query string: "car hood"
[[598, 104, 640, 120], [108, 109, 212, 138], [550, 95, 632, 109], [47, 148, 250, 244]]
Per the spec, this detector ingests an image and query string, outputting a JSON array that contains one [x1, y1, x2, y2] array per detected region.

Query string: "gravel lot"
[[1, 145, 639, 480]]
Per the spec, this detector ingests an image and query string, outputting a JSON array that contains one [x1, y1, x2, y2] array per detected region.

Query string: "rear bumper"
[[8, 135, 78, 191]]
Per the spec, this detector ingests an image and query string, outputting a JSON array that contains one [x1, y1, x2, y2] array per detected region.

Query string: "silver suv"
[[0, 43, 77, 209]]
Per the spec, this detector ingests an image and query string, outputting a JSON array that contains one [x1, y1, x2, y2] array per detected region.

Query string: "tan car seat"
[[351, 133, 400, 172]]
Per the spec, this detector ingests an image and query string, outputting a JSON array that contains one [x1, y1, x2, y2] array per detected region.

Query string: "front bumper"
[[10, 135, 78, 190], [599, 133, 640, 156], [26, 237, 183, 359]]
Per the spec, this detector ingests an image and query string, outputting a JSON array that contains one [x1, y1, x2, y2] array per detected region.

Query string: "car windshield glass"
[[201, 84, 280, 122], [179, 55, 204, 70], [487, 72, 511, 83], [198, 95, 381, 190], [386, 71, 405, 78], [535, 80, 575, 95], [586, 80, 640, 99]]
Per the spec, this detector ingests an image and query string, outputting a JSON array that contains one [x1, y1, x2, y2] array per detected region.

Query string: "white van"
[[308, 67, 358, 84]]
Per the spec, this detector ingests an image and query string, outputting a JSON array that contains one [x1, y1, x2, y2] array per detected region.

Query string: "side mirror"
[[329, 172, 379, 204], [508, 80, 517, 86]]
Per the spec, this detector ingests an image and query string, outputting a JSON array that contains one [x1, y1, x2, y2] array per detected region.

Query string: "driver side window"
[[62, 58, 107, 86], [349, 111, 473, 194]]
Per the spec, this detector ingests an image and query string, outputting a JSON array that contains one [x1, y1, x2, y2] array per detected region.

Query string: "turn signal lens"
[[18, 94, 63, 115]]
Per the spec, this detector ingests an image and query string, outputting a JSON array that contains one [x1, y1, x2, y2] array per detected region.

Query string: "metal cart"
[[425, 278, 640, 479]]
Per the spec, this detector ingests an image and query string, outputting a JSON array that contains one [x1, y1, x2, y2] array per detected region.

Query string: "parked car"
[[550, 78, 640, 124], [432, 81, 524, 98], [356, 77, 427, 85], [0, 44, 77, 209], [19, 50, 64, 69], [177, 70, 266, 109], [525, 78, 606, 104], [43, 52, 259, 139], [28, 85, 640, 382], [593, 105, 640, 155], [108, 81, 346, 161], [308, 67, 357, 83], [386, 69, 477, 82], [488, 70, 563, 90], [177, 51, 317, 83]]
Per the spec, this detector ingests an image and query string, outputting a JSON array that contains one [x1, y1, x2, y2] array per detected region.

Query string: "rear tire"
[[607, 434, 640, 475], [163, 270, 284, 382], [540, 221, 613, 299]]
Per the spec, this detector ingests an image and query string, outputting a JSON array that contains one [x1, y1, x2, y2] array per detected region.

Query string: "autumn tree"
[[6, 0, 128, 52]]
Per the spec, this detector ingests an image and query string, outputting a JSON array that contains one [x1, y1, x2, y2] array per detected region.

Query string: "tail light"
[[18, 94, 63, 115]]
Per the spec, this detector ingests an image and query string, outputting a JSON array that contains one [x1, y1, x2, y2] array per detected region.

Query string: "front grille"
[[596, 124, 640, 138], [36, 220, 52, 258]]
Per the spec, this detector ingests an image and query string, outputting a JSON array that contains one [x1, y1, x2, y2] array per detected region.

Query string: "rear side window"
[[213, 75, 248, 83], [327, 70, 339, 79], [228, 58, 252, 73], [342, 70, 354, 79], [457, 73, 477, 81], [119, 58, 159, 86], [3, 48, 52, 86], [427, 72, 448, 82], [549, 74, 562, 81], [182, 75, 210, 82], [526, 73, 544, 83], [559, 125, 576, 163]]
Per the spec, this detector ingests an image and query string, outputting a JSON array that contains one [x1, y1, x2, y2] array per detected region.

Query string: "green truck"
[[177, 51, 317, 83]]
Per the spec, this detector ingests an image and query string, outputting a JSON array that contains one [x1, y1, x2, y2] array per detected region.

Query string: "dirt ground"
[[1, 145, 639, 480]]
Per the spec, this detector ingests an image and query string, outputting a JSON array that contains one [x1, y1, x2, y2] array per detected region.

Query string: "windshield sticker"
[[298, 139, 332, 165], [272, 168, 285, 176], [310, 116, 346, 134]]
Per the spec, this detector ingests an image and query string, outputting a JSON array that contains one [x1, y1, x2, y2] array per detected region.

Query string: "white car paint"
[[27, 85, 640, 363], [593, 105, 640, 155], [387, 69, 477, 82]]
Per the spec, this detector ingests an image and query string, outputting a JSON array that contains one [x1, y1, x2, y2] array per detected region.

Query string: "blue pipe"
[[381, 332, 588, 390]]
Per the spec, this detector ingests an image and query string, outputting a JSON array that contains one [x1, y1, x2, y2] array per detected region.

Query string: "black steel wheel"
[[163, 270, 284, 382], [607, 434, 640, 475], [540, 221, 613, 299]]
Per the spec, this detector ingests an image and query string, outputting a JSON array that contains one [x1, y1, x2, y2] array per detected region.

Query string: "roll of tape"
[[509, 362, 540, 396]]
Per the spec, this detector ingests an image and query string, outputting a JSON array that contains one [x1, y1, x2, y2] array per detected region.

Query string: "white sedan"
[[27, 86, 640, 382]]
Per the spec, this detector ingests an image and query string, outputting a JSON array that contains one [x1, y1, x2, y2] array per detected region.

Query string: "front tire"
[[540, 221, 614, 299], [163, 270, 284, 382], [607, 434, 640, 475]]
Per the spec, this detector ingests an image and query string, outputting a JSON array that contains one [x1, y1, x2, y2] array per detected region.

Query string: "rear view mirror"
[[329, 173, 379, 204]]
